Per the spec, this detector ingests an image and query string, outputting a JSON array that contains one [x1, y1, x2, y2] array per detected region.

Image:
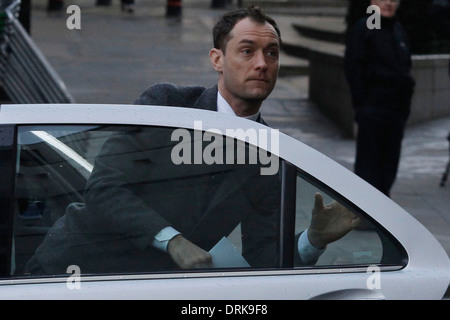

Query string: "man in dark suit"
[[27, 7, 359, 275]]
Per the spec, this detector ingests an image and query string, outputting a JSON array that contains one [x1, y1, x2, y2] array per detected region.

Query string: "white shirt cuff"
[[152, 226, 181, 252], [297, 228, 326, 265]]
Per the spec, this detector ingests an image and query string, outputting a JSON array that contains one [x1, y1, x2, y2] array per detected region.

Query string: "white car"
[[0, 103, 448, 300]]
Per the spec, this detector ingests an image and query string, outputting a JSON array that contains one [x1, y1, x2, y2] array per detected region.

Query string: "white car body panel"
[[0, 104, 449, 300]]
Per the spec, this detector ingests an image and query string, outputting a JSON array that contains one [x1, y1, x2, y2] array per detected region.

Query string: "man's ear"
[[209, 48, 223, 72]]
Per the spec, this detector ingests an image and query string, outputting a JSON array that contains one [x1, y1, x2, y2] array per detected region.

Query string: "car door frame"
[[0, 104, 449, 300]]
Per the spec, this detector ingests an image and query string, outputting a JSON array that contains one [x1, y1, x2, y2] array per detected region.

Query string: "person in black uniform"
[[344, 0, 415, 197]]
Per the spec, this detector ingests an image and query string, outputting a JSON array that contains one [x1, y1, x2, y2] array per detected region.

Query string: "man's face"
[[371, 0, 399, 18], [210, 18, 280, 116]]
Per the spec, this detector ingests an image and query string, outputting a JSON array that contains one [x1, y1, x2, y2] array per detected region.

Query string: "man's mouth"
[[248, 78, 269, 83]]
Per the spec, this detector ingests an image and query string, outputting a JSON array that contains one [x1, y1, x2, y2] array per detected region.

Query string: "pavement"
[[25, 0, 450, 257]]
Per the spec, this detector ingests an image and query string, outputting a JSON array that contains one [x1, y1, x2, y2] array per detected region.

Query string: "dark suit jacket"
[[135, 83, 218, 112], [28, 84, 281, 274]]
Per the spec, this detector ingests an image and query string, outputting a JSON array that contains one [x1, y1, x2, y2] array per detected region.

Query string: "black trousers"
[[354, 107, 407, 197]]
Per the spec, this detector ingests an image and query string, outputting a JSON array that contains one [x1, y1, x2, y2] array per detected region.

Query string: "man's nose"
[[254, 51, 268, 70]]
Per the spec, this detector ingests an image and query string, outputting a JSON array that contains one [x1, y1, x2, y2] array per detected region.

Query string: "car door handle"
[[310, 289, 386, 300]]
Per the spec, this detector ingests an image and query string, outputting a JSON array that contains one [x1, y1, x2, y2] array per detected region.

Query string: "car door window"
[[294, 169, 407, 268], [12, 124, 283, 276], [9, 124, 407, 279]]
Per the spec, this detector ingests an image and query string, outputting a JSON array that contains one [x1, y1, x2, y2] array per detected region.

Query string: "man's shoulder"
[[148, 82, 207, 96], [134, 83, 211, 107]]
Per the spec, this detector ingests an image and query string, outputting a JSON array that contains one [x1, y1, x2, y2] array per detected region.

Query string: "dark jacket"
[[344, 16, 415, 119]]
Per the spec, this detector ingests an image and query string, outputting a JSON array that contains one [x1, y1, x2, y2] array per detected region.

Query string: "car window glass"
[[12, 125, 282, 276], [294, 171, 407, 268], [11, 124, 407, 278]]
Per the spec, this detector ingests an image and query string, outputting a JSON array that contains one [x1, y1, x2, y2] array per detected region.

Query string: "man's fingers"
[[350, 217, 361, 228], [313, 192, 324, 211], [190, 252, 213, 269], [167, 235, 213, 269]]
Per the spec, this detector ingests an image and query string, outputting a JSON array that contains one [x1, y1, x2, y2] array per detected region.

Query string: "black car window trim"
[[0, 125, 17, 277], [279, 160, 296, 268]]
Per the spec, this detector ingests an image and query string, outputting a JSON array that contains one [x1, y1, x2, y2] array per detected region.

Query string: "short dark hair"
[[212, 6, 282, 53]]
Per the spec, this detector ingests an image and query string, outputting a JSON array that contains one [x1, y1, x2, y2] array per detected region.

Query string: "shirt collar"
[[217, 91, 260, 122]]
